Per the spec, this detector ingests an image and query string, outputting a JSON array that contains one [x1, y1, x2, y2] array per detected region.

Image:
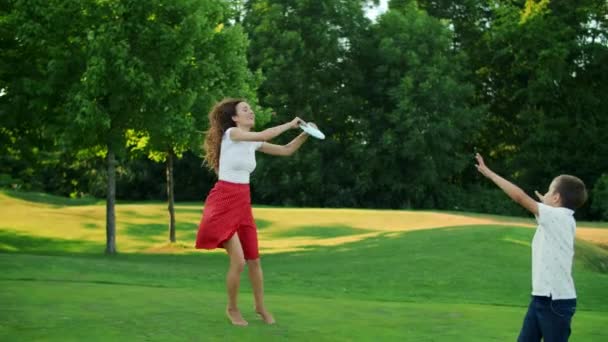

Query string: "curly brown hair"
[[203, 98, 245, 173]]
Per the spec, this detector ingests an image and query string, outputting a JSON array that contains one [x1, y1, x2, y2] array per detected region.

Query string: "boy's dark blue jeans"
[[518, 295, 576, 342]]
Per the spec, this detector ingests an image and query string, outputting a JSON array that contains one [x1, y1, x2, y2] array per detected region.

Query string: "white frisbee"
[[299, 122, 325, 140]]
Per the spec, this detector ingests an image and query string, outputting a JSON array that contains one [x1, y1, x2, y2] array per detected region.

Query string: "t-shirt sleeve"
[[224, 127, 234, 142], [225, 127, 263, 149], [536, 202, 553, 227]]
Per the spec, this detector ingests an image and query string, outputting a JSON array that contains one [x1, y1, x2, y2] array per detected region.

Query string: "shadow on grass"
[[82, 223, 101, 230], [124, 222, 198, 242], [270, 225, 374, 239], [173, 211, 272, 229], [0, 230, 104, 254], [175, 208, 202, 215], [575, 240, 608, 273], [256, 219, 272, 230], [120, 210, 164, 220], [3, 223, 606, 279], [2, 190, 101, 207], [177, 219, 274, 243]]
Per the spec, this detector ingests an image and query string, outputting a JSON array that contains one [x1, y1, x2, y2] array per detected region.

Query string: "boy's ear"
[[552, 192, 562, 206]]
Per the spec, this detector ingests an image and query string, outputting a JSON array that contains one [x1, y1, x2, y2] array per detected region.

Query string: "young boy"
[[475, 153, 587, 342]]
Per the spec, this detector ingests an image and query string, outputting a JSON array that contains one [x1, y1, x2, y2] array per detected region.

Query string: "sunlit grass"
[[2, 190, 607, 254]]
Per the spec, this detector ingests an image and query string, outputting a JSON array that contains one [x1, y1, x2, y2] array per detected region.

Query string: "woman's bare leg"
[[247, 258, 275, 324], [224, 234, 247, 326]]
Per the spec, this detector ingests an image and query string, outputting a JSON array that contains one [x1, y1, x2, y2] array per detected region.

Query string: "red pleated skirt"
[[195, 181, 259, 259]]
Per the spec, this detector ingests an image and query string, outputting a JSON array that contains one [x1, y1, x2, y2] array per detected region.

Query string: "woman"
[[196, 98, 314, 326]]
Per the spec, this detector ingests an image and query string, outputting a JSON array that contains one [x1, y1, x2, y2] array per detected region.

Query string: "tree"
[[66, 0, 270, 251], [413, 0, 608, 217], [470, 1, 608, 218], [243, 0, 372, 207], [136, 0, 266, 243], [0, 0, 91, 194], [352, 1, 482, 208], [1, 0, 266, 253]]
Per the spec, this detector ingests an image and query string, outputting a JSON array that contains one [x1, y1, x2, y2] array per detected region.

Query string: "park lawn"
[[0, 191, 607, 340]]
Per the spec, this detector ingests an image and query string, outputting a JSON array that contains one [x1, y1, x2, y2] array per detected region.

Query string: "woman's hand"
[[289, 117, 304, 129]]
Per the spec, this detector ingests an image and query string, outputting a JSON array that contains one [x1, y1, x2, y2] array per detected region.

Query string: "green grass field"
[[1, 190, 607, 341]]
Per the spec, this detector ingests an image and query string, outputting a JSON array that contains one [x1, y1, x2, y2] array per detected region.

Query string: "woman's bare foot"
[[226, 307, 248, 326], [255, 307, 276, 324]]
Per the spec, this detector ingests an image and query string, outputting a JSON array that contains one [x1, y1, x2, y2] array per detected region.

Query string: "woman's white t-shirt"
[[218, 128, 264, 184]]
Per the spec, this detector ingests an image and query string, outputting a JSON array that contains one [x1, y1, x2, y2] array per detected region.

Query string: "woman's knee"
[[246, 258, 261, 269], [230, 256, 246, 272], [225, 234, 246, 272]]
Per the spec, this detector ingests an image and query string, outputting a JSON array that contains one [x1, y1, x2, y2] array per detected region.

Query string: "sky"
[[365, 0, 389, 21]]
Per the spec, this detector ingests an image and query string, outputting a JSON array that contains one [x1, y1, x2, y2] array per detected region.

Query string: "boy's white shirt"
[[532, 202, 577, 299]]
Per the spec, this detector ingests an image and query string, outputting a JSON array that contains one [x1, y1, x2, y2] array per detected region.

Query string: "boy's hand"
[[475, 153, 493, 178], [534, 190, 545, 203], [474, 153, 539, 215]]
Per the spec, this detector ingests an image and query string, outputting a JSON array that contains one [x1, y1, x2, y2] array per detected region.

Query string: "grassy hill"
[[1, 191, 607, 341]]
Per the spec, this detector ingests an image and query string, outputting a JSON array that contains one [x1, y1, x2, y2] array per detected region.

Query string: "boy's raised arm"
[[475, 153, 539, 216]]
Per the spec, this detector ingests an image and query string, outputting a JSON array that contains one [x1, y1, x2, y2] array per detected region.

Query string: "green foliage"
[[414, 0, 608, 218], [140, 0, 268, 161], [1, 0, 607, 220], [0, 0, 262, 194], [245, 0, 379, 207], [350, 2, 483, 208], [0, 173, 19, 188], [487, 1, 608, 189], [592, 174, 608, 220], [437, 184, 528, 217]]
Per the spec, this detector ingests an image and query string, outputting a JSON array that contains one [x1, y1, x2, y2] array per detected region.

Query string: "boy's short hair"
[[554, 175, 588, 210]]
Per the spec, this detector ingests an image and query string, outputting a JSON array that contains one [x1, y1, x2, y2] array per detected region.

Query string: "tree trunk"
[[105, 144, 117, 254], [167, 148, 176, 243]]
